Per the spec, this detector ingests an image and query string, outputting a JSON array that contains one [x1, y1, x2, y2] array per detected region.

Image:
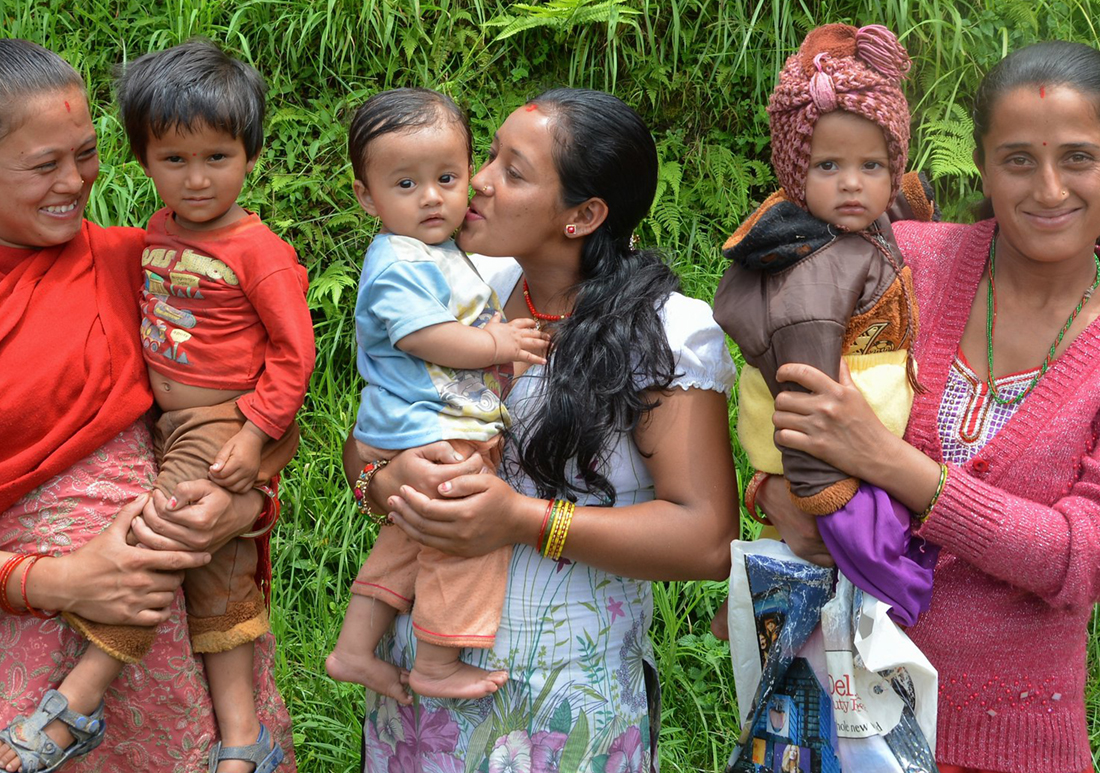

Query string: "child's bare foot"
[[326, 649, 412, 705], [408, 658, 508, 700]]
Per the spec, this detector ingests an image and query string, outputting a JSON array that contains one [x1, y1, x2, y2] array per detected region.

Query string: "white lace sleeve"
[[654, 292, 737, 395]]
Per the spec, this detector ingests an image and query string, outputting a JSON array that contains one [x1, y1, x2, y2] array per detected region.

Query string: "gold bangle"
[[353, 459, 391, 525], [544, 500, 575, 561], [916, 463, 948, 523]]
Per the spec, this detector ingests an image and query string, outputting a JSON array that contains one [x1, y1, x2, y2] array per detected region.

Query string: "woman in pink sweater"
[[761, 40, 1100, 773]]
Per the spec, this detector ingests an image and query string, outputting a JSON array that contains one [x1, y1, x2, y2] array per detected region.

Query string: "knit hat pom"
[[797, 24, 858, 75], [855, 24, 911, 80]]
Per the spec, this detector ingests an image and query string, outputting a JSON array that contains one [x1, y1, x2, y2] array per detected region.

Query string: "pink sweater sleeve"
[[917, 451, 1100, 610]]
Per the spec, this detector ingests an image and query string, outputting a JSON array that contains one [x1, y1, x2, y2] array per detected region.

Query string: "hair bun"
[[855, 24, 911, 80]]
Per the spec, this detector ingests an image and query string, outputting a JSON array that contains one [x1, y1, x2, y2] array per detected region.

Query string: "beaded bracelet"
[[916, 463, 949, 523], [353, 460, 391, 525], [742, 471, 773, 526]]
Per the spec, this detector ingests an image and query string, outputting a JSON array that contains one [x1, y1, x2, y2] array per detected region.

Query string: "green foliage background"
[[4, 0, 1098, 769]]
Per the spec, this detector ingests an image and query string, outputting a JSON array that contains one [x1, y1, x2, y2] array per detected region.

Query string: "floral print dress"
[[363, 260, 736, 773], [0, 420, 295, 773]]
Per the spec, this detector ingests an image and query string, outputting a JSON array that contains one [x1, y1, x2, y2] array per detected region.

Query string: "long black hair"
[[510, 88, 680, 504]]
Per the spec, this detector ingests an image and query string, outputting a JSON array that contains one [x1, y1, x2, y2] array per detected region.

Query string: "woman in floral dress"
[[354, 88, 740, 771]]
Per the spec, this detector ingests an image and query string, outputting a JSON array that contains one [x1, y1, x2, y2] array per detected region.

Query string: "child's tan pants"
[[64, 400, 298, 662]]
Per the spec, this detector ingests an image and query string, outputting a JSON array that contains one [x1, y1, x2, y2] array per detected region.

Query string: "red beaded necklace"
[[523, 278, 571, 330]]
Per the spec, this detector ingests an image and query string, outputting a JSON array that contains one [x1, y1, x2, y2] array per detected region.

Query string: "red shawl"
[[0, 222, 151, 513]]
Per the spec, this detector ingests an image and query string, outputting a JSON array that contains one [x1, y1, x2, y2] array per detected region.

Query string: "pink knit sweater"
[[894, 218, 1100, 772]]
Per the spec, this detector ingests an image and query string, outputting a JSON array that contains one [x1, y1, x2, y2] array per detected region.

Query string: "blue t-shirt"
[[353, 234, 511, 450]]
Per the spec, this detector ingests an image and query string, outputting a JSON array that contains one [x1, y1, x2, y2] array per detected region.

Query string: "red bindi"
[[1043, 142, 1047, 146], [1040, 86, 1046, 98]]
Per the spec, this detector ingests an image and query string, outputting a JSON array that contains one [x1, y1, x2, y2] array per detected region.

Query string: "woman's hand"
[[129, 479, 260, 553], [387, 473, 536, 557], [353, 438, 487, 508], [38, 495, 209, 626], [773, 362, 944, 511], [772, 361, 898, 484], [757, 475, 835, 567]]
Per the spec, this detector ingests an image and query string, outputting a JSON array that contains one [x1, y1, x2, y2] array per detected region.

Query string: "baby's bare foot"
[[326, 650, 412, 705], [408, 659, 508, 700]]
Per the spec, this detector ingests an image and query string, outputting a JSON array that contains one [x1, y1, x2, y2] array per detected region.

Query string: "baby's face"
[[354, 123, 470, 244], [803, 111, 893, 232]]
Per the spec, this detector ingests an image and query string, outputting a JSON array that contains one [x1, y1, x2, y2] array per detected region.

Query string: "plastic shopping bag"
[[725, 539, 939, 773]]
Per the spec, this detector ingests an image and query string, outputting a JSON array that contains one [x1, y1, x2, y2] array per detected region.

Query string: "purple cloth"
[[817, 482, 938, 626]]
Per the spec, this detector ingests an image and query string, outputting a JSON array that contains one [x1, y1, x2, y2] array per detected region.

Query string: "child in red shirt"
[[0, 40, 310, 773]]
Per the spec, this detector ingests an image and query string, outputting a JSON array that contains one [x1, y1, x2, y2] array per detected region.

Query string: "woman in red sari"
[[0, 39, 295, 772]]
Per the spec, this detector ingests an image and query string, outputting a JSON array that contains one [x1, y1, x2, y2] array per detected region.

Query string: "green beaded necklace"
[[985, 231, 1100, 406]]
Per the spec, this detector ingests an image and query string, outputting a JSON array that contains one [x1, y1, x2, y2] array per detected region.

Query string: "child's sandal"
[[0, 689, 106, 773], [207, 723, 284, 773]]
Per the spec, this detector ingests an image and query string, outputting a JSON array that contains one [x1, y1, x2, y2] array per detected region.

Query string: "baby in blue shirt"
[[326, 88, 547, 702]]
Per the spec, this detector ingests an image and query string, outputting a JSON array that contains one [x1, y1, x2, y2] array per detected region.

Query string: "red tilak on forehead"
[[1040, 86, 1046, 99], [525, 104, 538, 112], [64, 100, 70, 112]]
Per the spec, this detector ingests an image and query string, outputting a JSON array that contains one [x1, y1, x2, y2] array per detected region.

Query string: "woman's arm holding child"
[[386, 386, 740, 581]]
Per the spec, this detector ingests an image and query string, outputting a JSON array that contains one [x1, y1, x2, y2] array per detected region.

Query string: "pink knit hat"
[[769, 24, 912, 207]]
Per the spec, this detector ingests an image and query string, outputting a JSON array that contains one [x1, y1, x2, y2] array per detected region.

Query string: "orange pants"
[[67, 401, 298, 661], [352, 522, 511, 649]]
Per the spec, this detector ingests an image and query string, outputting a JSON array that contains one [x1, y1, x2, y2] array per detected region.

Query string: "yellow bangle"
[[543, 500, 575, 560], [916, 463, 948, 523]]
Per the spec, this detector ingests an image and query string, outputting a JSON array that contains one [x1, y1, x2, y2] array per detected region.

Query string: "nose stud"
[[479, 184, 493, 195]]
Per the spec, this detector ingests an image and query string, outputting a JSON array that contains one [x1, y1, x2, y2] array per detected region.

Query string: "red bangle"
[[20, 556, 57, 619], [535, 500, 554, 553], [743, 471, 773, 526], [0, 554, 32, 615]]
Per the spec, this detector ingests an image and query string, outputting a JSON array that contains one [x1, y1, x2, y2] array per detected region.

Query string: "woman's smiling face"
[[0, 86, 98, 249], [457, 106, 569, 259], [977, 84, 1100, 265]]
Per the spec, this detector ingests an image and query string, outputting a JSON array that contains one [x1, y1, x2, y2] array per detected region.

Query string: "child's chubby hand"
[[485, 313, 550, 366], [209, 423, 268, 493]]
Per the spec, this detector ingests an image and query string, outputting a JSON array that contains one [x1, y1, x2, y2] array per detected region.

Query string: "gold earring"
[[565, 224, 577, 235]]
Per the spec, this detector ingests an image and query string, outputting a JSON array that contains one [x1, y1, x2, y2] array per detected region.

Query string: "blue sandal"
[[207, 723, 284, 773], [0, 689, 106, 773]]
